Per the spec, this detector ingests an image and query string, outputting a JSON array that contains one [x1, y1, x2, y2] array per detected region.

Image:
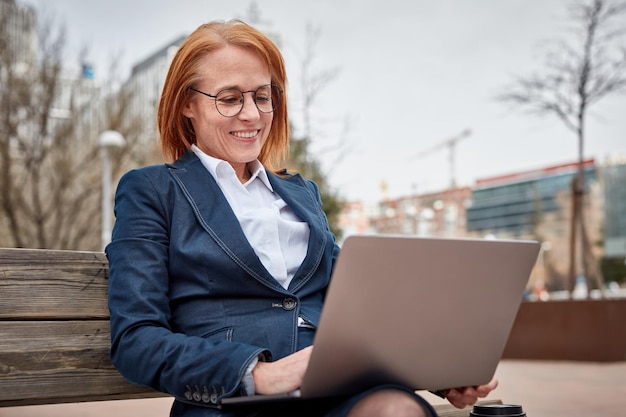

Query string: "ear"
[[182, 98, 195, 119]]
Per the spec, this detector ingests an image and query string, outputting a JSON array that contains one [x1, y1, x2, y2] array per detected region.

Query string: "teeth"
[[232, 130, 258, 138]]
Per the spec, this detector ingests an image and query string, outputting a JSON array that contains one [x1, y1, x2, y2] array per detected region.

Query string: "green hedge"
[[601, 257, 626, 285]]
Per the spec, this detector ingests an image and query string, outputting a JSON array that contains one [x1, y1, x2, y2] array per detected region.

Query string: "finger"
[[476, 378, 499, 396], [445, 391, 468, 409], [446, 389, 477, 408], [456, 386, 478, 399], [448, 398, 468, 409]]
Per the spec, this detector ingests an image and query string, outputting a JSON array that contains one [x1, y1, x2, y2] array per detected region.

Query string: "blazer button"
[[192, 386, 201, 401], [282, 298, 297, 311], [184, 385, 193, 401], [202, 386, 210, 403]]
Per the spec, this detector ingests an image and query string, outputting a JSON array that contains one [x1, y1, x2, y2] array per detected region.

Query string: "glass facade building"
[[466, 160, 596, 237], [603, 162, 626, 257]]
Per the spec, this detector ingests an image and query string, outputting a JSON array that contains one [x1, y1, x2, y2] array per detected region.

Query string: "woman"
[[106, 20, 496, 417]]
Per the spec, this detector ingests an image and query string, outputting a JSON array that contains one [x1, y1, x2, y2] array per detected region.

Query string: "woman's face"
[[183, 44, 273, 182]]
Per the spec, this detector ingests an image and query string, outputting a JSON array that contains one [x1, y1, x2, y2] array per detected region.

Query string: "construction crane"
[[412, 128, 472, 189]]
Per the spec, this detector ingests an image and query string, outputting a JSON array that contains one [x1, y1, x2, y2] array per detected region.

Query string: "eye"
[[217, 90, 242, 105], [255, 86, 272, 102]]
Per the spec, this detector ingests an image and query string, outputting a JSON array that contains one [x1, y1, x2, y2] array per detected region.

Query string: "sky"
[[23, 0, 626, 204]]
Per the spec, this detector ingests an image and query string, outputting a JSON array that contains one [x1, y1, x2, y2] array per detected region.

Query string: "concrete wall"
[[503, 299, 626, 362]]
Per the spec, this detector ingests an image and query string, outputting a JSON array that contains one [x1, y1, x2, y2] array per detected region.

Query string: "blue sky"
[[25, 0, 626, 203]]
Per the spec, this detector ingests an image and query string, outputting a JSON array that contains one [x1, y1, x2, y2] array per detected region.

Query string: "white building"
[[123, 36, 187, 144], [0, 0, 37, 73]]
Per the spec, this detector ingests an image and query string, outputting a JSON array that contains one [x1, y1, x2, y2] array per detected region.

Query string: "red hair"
[[157, 20, 289, 171]]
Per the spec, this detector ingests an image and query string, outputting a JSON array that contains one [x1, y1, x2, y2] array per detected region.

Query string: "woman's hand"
[[442, 377, 499, 409], [252, 346, 313, 395]]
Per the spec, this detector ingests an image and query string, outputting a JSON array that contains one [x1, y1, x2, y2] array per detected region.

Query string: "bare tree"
[[298, 23, 341, 144], [497, 0, 626, 295], [286, 23, 350, 238], [0, 10, 151, 250]]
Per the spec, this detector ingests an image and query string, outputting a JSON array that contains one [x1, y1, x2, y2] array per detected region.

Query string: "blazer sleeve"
[[106, 167, 267, 407]]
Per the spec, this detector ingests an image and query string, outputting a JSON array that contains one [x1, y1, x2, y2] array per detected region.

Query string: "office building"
[[603, 156, 626, 258]]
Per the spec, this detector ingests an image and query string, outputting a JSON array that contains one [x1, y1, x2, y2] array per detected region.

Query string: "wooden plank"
[[0, 248, 109, 319], [0, 372, 167, 407], [0, 320, 165, 406], [0, 320, 113, 370]]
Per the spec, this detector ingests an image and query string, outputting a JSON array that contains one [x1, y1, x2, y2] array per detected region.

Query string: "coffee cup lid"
[[470, 404, 526, 416]]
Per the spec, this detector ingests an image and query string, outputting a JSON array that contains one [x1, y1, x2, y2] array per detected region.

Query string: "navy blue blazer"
[[106, 150, 339, 415]]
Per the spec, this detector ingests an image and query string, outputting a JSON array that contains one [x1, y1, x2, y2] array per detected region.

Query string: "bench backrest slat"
[[0, 248, 109, 319], [0, 248, 164, 407]]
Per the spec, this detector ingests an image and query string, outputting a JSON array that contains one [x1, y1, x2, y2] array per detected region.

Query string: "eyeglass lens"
[[215, 85, 281, 117]]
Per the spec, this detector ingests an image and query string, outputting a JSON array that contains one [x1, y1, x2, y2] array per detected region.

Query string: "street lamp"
[[98, 130, 125, 251]]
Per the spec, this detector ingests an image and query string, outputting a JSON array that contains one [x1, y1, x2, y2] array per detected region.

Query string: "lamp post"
[[98, 130, 125, 251]]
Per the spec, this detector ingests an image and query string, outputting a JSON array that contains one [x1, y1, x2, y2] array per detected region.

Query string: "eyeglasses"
[[188, 84, 283, 117]]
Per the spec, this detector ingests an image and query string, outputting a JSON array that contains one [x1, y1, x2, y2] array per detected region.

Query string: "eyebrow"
[[212, 83, 273, 92]]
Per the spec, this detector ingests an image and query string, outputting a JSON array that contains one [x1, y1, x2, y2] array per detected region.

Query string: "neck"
[[236, 163, 251, 183]]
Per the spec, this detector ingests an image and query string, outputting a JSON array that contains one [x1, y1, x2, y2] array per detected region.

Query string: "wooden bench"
[[0, 247, 501, 416]]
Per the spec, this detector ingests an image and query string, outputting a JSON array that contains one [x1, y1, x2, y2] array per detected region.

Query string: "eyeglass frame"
[[187, 84, 283, 118]]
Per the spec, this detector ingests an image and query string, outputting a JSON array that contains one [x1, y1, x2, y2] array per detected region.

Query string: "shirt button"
[[282, 298, 297, 311]]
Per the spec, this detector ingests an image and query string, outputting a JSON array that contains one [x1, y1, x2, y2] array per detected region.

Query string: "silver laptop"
[[221, 234, 540, 407]]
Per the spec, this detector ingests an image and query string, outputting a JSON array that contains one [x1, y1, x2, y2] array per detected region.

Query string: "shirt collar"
[[191, 144, 273, 191]]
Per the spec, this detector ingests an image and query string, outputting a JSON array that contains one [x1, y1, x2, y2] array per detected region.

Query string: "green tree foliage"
[[600, 257, 626, 285], [286, 134, 344, 240]]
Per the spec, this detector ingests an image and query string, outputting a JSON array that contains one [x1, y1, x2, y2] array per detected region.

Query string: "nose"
[[238, 91, 261, 120]]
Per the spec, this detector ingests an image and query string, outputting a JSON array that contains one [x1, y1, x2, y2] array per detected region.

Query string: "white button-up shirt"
[[192, 145, 310, 289]]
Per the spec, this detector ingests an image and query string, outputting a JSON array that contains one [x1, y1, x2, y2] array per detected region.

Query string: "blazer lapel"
[[268, 172, 328, 291], [168, 151, 327, 293], [168, 152, 281, 290]]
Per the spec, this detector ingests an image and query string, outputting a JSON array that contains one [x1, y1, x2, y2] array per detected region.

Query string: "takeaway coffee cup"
[[470, 404, 527, 417]]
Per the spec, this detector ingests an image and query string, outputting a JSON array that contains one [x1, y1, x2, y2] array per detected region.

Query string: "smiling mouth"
[[231, 130, 260, 139]]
